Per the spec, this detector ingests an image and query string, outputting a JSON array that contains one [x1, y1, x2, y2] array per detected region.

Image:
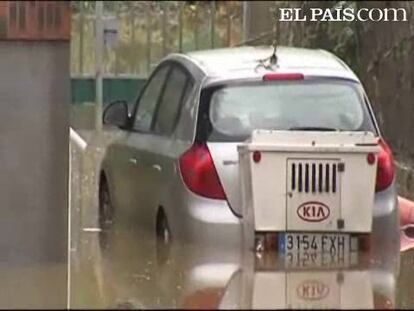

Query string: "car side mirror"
[[103, 100, 130, 128]]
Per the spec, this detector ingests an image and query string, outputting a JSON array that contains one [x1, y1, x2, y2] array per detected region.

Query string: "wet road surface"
[[69, 130, 414, 309]]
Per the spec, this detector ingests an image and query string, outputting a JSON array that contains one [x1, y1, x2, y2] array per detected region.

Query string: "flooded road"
[[70, 223, 414, 309], [69, 130, 414, 309]]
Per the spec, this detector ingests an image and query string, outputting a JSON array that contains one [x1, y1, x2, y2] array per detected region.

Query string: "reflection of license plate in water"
[[279, 233, 358, 254], [284, 251, 359, 270]]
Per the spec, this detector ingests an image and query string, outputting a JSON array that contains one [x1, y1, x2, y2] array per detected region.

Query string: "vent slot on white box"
[[290, 161, 339, 194]]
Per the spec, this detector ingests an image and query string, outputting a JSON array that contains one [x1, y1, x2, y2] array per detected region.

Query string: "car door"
[[111, 64, 171, 227], [131, 63, 194, 233], [151, 64, 194, 212]]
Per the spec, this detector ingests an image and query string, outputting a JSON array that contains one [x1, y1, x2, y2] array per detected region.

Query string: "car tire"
[[98, 176, 114, 251], [156, 209, 171, 266]]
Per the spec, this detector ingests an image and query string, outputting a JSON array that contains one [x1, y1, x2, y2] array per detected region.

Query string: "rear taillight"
[[375, 138, 395, 192], [179, 144, 226, 200]]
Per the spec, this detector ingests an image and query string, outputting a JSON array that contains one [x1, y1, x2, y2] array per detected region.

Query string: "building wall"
[[0, 1, 70, 40], [0, 41, 69, 308]]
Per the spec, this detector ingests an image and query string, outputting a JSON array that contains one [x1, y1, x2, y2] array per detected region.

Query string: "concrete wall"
[[0, 42, 68, 307]]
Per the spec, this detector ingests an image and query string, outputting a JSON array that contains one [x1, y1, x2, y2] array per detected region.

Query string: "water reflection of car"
[[219, 251, 396, 309], [99, 46, 399, 255], [95, 234, 397, 309], [90, 221, 398, 309]]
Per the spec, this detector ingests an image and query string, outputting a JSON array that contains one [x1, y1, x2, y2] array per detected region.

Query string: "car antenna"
[[255, 40, 279, 71], [269, 40, 278, 65]]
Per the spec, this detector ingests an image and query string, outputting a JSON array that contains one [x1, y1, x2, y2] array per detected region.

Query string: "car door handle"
[[152, 164, 162, 172], [129, 157, 138, 165]]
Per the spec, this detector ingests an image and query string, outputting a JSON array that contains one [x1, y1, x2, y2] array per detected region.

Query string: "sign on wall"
[[0, 1, 70, 40]]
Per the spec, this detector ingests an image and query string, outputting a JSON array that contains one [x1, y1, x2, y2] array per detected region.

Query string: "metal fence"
[[70, 1, 246, 77]]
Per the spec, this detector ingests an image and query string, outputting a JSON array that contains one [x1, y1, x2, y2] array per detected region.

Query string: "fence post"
[[194, 4, 198, 50], [95, 1, 103, 132], [227, 10, 232, 46], [210, 1, 215, 49], [79, 2, 84, 74], [162, 2, 167, 56], [130, 10, 135, 73], [178, 2, 183, 53], [242, 1, 249, 42], [146, 3, 152, 75]]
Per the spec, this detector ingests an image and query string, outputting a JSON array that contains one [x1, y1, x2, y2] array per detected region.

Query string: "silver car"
[[100, 46, 399, 255]]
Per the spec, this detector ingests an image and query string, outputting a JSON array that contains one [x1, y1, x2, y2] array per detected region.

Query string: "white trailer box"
[[238, 130, 379, 251]]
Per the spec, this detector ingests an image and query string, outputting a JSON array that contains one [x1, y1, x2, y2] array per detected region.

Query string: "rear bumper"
[[169, 181, 399, 254], [372, 183, 400, 248], [183, 202, 242, 249], [167, 182, 243, 249], [371, 184, 400, 273]]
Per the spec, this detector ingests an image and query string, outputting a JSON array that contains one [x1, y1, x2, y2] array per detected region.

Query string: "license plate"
[[279, 232, 357, 254]]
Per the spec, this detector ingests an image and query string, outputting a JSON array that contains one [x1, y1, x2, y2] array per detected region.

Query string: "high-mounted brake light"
[[375, 138, 395, 192], [263, 73, 304, 81], [179, 144, 227, 200]]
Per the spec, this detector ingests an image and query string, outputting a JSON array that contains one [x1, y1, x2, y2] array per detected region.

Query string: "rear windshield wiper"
[[289, 126, 341, 132]]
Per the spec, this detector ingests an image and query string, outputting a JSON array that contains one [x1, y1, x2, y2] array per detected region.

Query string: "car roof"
[[167, 46, 360, 83]]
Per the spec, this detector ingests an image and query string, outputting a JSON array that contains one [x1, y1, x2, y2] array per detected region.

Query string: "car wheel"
[[99, 176, 114, 250], [156, 209, 171, 266]]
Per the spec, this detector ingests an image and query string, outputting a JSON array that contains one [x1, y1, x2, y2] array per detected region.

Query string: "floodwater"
[[69, 130, 414, 309]]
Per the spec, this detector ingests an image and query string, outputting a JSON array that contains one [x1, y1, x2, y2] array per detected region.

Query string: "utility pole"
[[95, 1, 103, 132]]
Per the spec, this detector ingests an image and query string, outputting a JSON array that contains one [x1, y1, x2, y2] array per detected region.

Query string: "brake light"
[[375, 138, 395, 192], [263, 73, 304, 81], [367, 153, 376, 165], [253, 151, 262, 163], [179, 144, 226, 200]]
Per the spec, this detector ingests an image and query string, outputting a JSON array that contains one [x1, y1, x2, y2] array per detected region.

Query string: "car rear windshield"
[[196, 79, 377, 142]]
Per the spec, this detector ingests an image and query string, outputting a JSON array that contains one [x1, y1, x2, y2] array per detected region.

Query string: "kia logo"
[[297, 201, 330, 222], [297, 280, 330, 301]]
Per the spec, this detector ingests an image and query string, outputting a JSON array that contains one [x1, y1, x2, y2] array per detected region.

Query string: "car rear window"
[[196, 79, 377, 142]]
